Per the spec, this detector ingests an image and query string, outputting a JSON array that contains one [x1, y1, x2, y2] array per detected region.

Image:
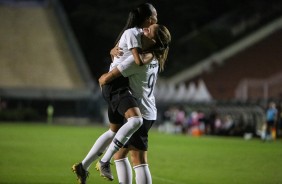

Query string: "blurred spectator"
[[214, 116, 222, 135], [197, 110, 207, 133], [158, 106, 179, 134], [218, 115, 234, 135], [174, 106, 186, 134], [185, 110, 206, 136], [264, 102, 278, 141], [206, 106, 218, 135], [46, 104, 54, 124]]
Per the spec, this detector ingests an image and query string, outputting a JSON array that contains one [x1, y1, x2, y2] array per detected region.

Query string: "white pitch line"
[[153, 175, 187, 184]]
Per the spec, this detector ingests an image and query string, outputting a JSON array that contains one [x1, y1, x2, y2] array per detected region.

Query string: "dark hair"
[[114, 3, 155, 45]]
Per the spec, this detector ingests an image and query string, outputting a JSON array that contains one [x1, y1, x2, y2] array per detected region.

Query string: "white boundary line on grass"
[[153, 175, 187, 184]]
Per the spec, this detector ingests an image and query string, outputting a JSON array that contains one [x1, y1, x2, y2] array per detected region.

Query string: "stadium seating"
[[0, 5, 86, 90]]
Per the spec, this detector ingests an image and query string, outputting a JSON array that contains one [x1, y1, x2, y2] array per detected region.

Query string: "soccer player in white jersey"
[[72, 24, 170, 184], [109, 3, 157, 65], [96, 10, 159, 182], [72, 3, 158, 184], [110, 3, 158, 69], [98, 24, 171, 184]]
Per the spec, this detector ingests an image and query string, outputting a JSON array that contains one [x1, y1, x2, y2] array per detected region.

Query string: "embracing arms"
[[99, 53, 154, 86]]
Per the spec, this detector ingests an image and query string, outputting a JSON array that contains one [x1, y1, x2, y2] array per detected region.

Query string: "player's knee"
[[130, 116, 143, 129], [114, 148, 128, 160], [110, 123, 122, 133], [107, 129, 116, 138], [131, 156, 147, 166], [130, 150, 147, 166]]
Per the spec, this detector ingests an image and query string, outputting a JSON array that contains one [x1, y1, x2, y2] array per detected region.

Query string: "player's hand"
[[141, 52, 154, 64], [110, 46, 123, 58], [98, 74, 107, 87]]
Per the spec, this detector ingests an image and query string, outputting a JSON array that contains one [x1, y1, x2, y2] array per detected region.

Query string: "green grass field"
[[0, 123, 282, 184]]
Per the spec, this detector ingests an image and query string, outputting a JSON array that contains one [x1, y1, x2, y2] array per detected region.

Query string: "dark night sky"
[[59, 0, 280, 81]]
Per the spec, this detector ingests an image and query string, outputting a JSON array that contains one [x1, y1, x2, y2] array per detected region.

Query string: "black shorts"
[[101, 76, 130, 111], [107, 95, 138, 124], [124, 119, 155, 151], [103, 85, 139, 124]]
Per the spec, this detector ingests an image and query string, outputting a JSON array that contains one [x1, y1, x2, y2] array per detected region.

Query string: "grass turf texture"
[[0, 123, 282, 184]]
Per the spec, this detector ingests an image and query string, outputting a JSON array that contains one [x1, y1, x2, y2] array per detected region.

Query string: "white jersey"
[[110, 27, 142, 71], [117, 55, 158, 120]]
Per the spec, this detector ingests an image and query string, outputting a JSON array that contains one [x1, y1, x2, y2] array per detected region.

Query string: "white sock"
[[115, 158, 132, 184], [101, 117, 143, 162], [133, 164, 152, 184], [82, 129, 116, 170]]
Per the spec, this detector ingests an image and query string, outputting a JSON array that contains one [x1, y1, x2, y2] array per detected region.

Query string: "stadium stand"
[[0, 4, 78, 88], [161, 16, 282, 101], [198, 26, 282, 100], [0, 1, 100, 121]]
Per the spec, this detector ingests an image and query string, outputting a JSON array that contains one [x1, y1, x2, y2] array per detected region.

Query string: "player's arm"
[[99, 52, 153, 86], [99, 68, 121, 86], [132, 48, 154, 65], [99, 54, 142, 86], [110, 43, 123, 61], [131, 47, 143, 66]]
